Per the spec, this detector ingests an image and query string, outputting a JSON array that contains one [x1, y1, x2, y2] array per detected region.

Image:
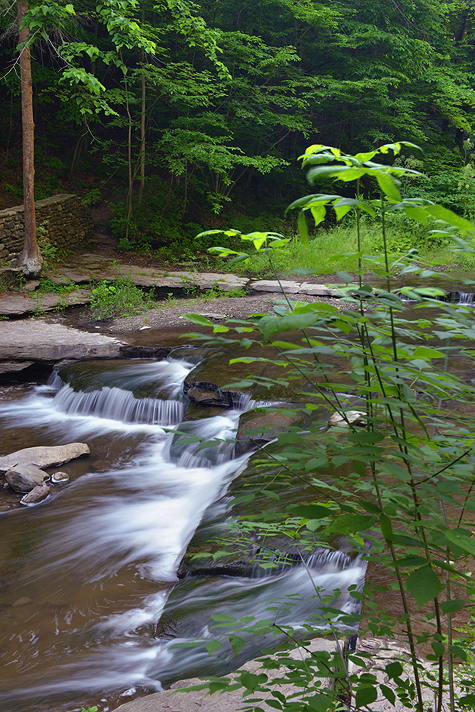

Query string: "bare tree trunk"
[[17, 0, 42, 276]]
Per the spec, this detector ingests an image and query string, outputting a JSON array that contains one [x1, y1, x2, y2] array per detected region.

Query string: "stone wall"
[[0, 194, 93, 263]]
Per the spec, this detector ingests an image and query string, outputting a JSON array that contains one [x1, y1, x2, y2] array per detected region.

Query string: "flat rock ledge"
[[111, 637, 451, 712], [0, 443, 90, 475], [0, 320, 125, 374]]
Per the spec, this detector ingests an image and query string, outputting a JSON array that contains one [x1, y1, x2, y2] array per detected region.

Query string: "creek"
[[0, 341, 365, 712]]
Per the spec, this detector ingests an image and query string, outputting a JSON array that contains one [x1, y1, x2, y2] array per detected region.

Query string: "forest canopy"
[[1, 0, 475, 251]]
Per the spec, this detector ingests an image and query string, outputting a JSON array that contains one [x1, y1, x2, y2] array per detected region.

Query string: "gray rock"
[[0, 291, 92, 316], [114, 265, 248, 292], [0, 442, 90, 474], [112, 638, 336, 712], [0, 321, 124, 361], [20, 485, 51, 505], [235, 410, 297, 456], [299, 283, 333, 296], [328, 410, 366, 427], [187, 387, 226, 406], [0, 360, 34, 374], [51, 471, 70, 484], [251, 279, 300, 294], [21, 280, 41, 293], [5, 464, 50, 492]]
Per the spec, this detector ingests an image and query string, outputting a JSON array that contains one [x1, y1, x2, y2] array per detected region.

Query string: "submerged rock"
[[184, 381, 241, 408], [51, 471, 70, 484], [20, 485, 51, 505], [5, 464, 50, 492], [235, 409, 297, 456], [0, 442, 90, 474]]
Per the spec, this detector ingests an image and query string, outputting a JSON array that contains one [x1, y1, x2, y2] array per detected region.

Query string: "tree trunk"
[[17, 0, 42, 277], [138, 63, 146, 204]]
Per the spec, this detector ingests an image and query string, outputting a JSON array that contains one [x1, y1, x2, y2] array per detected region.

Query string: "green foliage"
[[181, 141, 475, 712], [38, 278, 76, 294], [89, 277, 154, 320]]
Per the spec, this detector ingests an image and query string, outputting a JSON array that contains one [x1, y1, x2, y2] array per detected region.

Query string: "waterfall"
[[458, 291, 475, 305], [0, 355, 366, 712], [52, 384, 184, 425]]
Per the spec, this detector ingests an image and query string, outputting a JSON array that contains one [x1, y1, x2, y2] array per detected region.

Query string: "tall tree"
[[16, 0, 41, 276]]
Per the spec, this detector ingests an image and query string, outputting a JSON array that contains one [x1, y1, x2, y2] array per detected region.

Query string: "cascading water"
[[0, 353, 365, 712], [457, 291, 475, 305]]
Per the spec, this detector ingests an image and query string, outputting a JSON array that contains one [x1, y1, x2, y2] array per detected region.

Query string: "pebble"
[[51, 471, 70, 484], [12, 596, 32, 607]]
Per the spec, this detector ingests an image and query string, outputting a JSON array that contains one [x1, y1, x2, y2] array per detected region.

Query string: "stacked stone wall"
[[0, 194, 93, 263]]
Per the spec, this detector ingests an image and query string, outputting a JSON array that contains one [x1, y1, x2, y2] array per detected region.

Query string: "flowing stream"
[[0, 349, 366, 712]]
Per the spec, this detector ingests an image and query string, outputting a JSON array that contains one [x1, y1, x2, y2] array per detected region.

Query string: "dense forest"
[[2, 0, 475, 259]]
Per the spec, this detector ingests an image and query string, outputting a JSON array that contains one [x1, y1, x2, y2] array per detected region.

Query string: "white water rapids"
[[0, 355, 365, 712]]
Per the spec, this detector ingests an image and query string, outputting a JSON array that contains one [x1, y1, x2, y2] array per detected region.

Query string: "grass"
[[220, 223, 475, 276]]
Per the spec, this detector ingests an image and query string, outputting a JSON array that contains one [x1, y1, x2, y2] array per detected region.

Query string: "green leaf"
[[431, 641, 445, 658], [355, 686, 377, 708], [326, 514, 374, 535], [206, 639, 223, 654], [287, 504, 331, 519], [385, 661, 403, 679], [308, 693, 334, 711], [444, 530, 475, 557], [383, 461, 411, 482], [413, 347, 445, 359], [292, 302, 338, 314], [403, 206, 428, 224], [425, 205, 474, 234], [310, 203, 327, 227], [380, 514, 393, 540], [358, 500, 380, 514], [183, 313, 213, 326], [380, 684, 396, 704], [459, 694, 475, 707], [375, 172, 402, 201], [240, 671, 260, 691], [211, 614, 236, 622], [229, 635, 244, 656], [298, 210, 309, 245], [440, 599, 465, 614], [406, 565, 444, 607], [261, 313, 326, 341]]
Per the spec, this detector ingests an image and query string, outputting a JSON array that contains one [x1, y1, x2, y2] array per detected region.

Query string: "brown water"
[[0, 346, 364, 712], [2, 297, 474, 712]]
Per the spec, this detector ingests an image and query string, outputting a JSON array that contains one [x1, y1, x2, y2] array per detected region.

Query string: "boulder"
[[188, 387, 226, 406], [184, 381, 238, 408], [328, 410, 366, 427], [20, 485, 51, 505], [0, 442, 90, 474], [5, 464, 50, 492], [235, 410, 297, 456]]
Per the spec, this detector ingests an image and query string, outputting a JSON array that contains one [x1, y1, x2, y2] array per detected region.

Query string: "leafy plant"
[[180, 141, 475, 712], [39, 278, 75, 294], [89, 277, 154, 320]]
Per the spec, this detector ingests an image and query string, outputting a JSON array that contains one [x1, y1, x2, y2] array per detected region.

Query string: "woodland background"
[[2, 0, 475, 260]]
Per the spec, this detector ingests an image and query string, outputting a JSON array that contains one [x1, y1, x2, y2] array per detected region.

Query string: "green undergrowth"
[[89, 277, 155, 320], [222, 224, 475, 276], [178, 141, 475, 712]]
